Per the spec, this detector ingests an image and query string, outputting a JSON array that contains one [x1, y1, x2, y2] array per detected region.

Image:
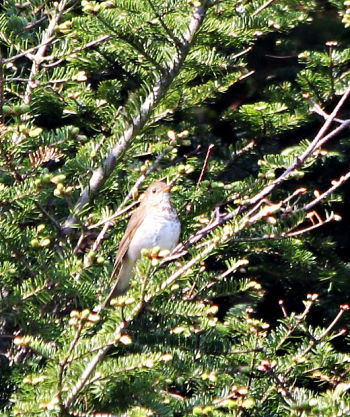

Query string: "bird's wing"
[[109, 204, 145, 282], [102, 205, 145, 308]]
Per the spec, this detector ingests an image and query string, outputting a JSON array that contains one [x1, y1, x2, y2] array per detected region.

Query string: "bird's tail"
[[103, 257, 134, 308]]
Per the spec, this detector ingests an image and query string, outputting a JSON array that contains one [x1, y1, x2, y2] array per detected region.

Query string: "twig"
[[252, 0, 276, 16], [62, 3, 209, 235], [279, 300, 288, 318], [286, 212, 335, 237], [300, 305, 348, 357], [73, 221, 112, 282], [0, 50, 3, 124], [146, 0, 181, 47], [2, 39, 56, 65], [310, 99, 344, 124], [186, 258, 249, 300], [58, 323, 84, 414], [23, 15, 48, 31], [304, 169, 350, 213], [230, 46, 253, 60], [43, 35, 111, 69], [197, 144, 214, 186], [34, 201, 61, 230], [246, 90, 350, 206], [276, 297, 316, 351], [73, 232, 87, 255], [247, 332, 259, 391], [88, 201, 139, 230]]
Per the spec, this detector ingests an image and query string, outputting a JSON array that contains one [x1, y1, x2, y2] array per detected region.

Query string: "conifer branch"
[[252, 0, 276, 16], [180, 88, 350, 249], [96, 15, 164, 73], [2, 39, 56, 65], [43, 35, 111, 69], [63, 2, 210, 235], [23, 0, 68, 104], [303, 169, 350, 212], [146, 0, 181, 47]]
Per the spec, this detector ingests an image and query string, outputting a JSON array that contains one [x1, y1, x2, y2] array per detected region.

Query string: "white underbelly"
[[128, 216, 180, 262]]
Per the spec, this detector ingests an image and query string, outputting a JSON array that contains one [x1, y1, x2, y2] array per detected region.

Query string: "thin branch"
[[34, 201, 61, 230], [24, 0, 68, 104], [88, 201, 139, 230], [2, 39, 56, 65], [186, 258, 249, 300], [276, 297, 316, 351], [300, 306, 348, 358], [252, 0, 276, 16], [286, 212, 335, 237], [146, 0, 181, 47], [42, 35, 110, 68], [58, 323, 84, 414], [62, 3, 210, 235], [23, 14, 48, 32], [303, 169, 350, 212], [310, 99, 345, 124], [0, 50, 3, 124], [197, 144, 214, 186]]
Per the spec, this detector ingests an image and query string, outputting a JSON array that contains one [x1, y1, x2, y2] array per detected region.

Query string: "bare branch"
[[197, 144, 214, 186], [303, 169, 350, 212]]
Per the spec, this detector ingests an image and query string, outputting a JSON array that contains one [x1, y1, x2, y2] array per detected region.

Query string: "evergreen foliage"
[[0, 0, 349, 416]]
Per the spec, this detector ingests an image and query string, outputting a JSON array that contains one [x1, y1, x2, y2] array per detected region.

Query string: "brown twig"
[[300, 305, 348, 357], [276, 296, 317, 351], [303, 169, 350, 212], [34, 201, 61, 230], [58, 322, 84, 414], [197, 144, 214, 186], [310, 99, 344, 124]]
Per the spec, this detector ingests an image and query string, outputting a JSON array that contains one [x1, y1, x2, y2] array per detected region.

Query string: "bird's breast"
[[127, 214, 180, 262]]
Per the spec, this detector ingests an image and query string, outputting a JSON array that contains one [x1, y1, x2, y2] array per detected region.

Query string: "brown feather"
[[103, 201, 147, 307]]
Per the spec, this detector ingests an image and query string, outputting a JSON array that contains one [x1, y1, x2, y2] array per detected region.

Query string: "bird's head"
[[142, 181, 172, 206]]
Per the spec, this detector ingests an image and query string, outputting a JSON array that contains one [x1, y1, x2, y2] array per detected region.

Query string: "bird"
[[103, 181, 180, 307]]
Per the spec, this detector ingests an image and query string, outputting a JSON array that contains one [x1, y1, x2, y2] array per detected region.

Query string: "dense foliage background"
[[0, 0, 349, 416]]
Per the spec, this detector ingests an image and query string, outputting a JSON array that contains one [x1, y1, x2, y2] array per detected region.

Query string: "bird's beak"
[[162, 185, 172, 193]]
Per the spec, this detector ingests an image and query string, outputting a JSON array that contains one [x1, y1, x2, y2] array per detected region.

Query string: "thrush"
[[104, 181, 180, 307]]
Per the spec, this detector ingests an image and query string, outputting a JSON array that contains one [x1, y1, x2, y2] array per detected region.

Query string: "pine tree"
[[0, 1, 349, 416]]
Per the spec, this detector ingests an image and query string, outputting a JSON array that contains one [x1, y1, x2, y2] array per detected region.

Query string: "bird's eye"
[[151, 187, 157, 194]]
